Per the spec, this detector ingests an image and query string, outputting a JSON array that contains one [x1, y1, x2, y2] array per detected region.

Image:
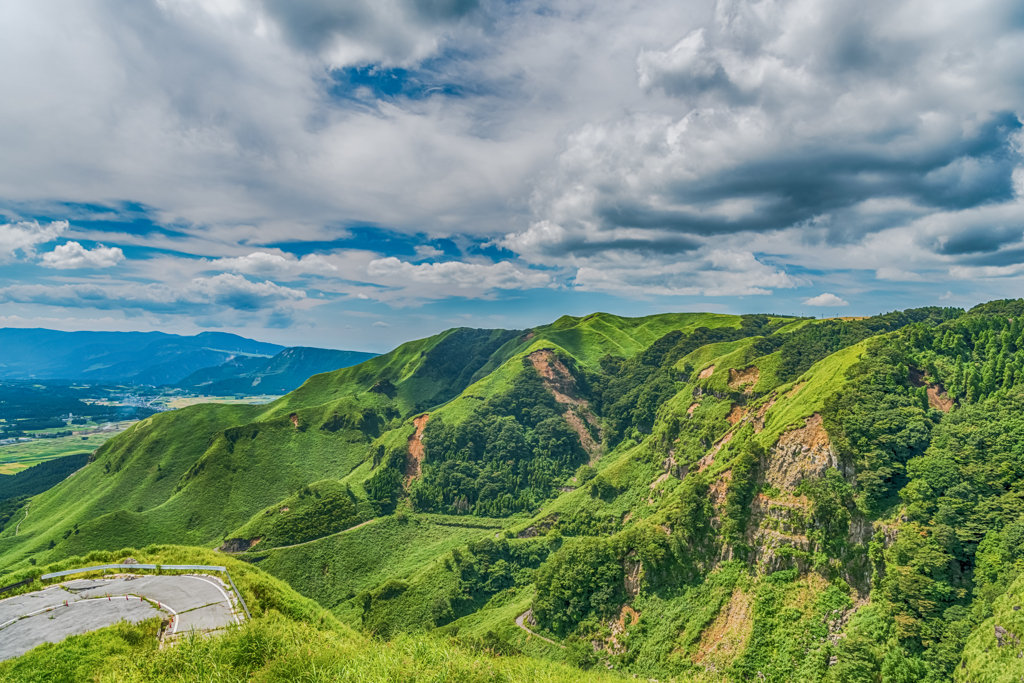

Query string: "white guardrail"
[[37, 563, 251, 620]]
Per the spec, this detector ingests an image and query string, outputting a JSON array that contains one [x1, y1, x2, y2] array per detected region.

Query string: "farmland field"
[[0, 424, 133, 474], [163, 394, 283, 409]]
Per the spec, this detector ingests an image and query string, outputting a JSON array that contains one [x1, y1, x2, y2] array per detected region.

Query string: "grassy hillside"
[[19, 302, 1024, 681]]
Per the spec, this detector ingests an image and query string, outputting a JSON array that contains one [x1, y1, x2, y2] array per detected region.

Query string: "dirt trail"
[[404, 414, 429, 485], [528, 350, 602, 461], [14, 503, 28, 536], [267, 518, 377, 551], [515, 610, 565, 648]]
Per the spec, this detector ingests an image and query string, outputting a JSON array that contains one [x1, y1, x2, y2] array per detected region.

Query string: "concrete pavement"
[[0, 574, 241, 662]]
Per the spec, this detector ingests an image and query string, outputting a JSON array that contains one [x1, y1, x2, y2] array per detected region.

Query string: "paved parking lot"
[[0, 574, 241, 661]]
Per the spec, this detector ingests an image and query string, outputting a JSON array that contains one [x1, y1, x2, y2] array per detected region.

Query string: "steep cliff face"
[[528, 349, 603, 460], [763, 414, 837, 491]]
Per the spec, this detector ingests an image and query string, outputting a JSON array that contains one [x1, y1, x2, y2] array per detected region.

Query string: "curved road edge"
[[515, 610, 565, 649]]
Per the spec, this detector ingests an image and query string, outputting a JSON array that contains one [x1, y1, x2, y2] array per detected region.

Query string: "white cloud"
[[366, 257, 550, 291], [875, 268, 923, 282], [0, 221, 67, 261], [413, 245, 445, 260], [40, 241, 125, 269], [186, 273, 306, 309], [1, 0, 1023, 311], [803, 293, 849, 307], [0, 273, 305, 313], [572, 249, 799, 297], [209, 251, 337, 276]]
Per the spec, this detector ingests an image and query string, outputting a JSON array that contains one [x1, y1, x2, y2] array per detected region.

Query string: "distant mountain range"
[[0, 328, 376, 389], [173, 346, 379, 394]]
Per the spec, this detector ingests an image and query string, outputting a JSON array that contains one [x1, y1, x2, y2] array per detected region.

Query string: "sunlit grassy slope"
[[0, 313, 751, 571], [1, 302, 985, 681]]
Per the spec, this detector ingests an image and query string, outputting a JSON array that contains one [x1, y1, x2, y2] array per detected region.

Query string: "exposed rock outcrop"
[[218, 537, 261, 553], [528, 349, 603, 460], [728, 366, 760, 392], [624, 552, 643, 597], [762, 413, 837, 491]]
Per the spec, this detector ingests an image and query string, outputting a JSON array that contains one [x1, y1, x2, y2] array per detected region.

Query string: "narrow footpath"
[[14, 503, 28, 536], [267, 518, 377, 552]]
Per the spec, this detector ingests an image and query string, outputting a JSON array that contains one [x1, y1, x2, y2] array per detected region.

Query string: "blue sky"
[[1, 0, 1023, 352]]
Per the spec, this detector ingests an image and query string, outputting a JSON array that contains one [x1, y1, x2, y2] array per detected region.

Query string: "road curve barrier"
[[21, 563, 254, 620]]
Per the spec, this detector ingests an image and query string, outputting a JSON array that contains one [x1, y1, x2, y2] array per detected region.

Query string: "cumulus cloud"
[[40, 241, 125, 269], [501, 0, 1024, 295], [0, 274, 304, 313], [572, 249, 799, 297], [0, 221, 66, 261], [366, 257, 550, 291], [187, 273, 306, 310], [209, 251, 338, 276], [2, 0, 1024, 315], [804, 293, 849, 307], [637, 29, 740, 102]]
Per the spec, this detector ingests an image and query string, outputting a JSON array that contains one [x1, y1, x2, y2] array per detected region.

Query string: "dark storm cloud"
[[526, 224, 704, 258], [260, 0, 480, 57], [509, 0, 1024, 298], [948, 246, 1024, 268], [932, 227, 1024, 256], [590, 114, 1021, 242]]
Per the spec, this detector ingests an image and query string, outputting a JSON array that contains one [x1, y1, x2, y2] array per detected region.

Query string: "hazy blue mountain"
[[173, 346, 378, 395], [0, 329, 282, 384]]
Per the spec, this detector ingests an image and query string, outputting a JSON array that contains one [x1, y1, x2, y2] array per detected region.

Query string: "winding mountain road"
[[515, 610, 564, 648]]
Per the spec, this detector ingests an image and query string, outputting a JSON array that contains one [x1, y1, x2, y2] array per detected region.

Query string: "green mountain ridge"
[[8, 302, 1024, 681]]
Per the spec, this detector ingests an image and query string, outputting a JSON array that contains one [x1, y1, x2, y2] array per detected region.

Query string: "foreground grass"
[[0, 542, 632, 683], [0, 612, 631, 683]]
